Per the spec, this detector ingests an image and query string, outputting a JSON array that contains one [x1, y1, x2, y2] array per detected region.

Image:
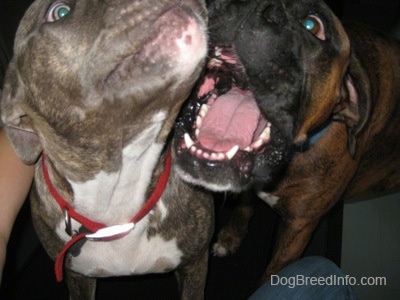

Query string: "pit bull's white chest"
[[52, 111, 183, 276], [56, 201, 183, 277]]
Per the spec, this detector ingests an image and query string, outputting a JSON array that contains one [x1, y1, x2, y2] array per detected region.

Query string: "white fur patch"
[[69, 218, 183, 276], [53, 111, 185, 275], [174, 165, 239, 192], [212, 243, 228, 257], [67, 111, 166, 224], [257, 191, 280, 207], [155, 200, 169, 222]]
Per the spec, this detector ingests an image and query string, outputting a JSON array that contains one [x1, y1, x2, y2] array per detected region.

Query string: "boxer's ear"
[[333, 58, 371, 157], [1, 65, 42, 164]]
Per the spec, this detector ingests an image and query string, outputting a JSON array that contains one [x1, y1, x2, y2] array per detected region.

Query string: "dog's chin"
[[173, 45, 290, 192], [101, 6, 206, 93]]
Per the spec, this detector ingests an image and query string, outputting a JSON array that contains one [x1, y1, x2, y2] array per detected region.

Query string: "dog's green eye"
[[56, 6, 70, 19], [47, 2, 71, 22]]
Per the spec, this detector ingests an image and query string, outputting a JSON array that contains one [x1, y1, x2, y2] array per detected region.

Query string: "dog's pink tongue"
[[198, 88, 260, 152]]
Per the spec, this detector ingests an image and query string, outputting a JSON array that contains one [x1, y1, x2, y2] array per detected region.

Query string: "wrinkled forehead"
[[208, 0, 346, 49], [207, 0, 333, 20]]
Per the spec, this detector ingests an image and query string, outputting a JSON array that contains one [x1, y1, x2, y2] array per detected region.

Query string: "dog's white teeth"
[[184, 133, 195, 149], [196, 105, 209, 129], [190, 145, 197, 154], [209, 93, 217, 101], [260, 125, 271, 141], [252, 139, 264, 150], [215, 46, 222, 56], [244, 146, 252, 152], [208, 58, 223, 68], [199, 104, 210, 117], [196, 116, 202, 128], [217, 153, 225, 160], [184, 140, 240, 161], [195, 128, 200, 138], [249, 124, 272, 151], [226, 145, 240, 160]]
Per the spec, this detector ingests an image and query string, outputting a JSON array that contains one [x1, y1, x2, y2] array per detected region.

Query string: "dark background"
[[0, 0, 399, 299]]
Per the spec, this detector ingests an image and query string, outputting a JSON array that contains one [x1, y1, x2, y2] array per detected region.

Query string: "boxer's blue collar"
[[309, 122, 330, 145], [292, 122, 331, 154]]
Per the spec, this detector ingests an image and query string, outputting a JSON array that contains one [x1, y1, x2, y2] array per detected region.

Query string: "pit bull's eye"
[[302, 15, 325, 40], [47, 2, 71, 22]]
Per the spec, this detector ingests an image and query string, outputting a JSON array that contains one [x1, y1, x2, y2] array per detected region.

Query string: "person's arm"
[[0, 128, 35, 283]]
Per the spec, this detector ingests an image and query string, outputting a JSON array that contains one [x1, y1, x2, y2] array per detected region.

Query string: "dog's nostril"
[[261, 4, 285, 25]]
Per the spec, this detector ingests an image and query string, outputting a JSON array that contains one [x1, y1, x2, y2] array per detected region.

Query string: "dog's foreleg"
[[65, 270, 96, 300], [213, 190, 256, 256], [260, 218, 319, 283], [175, 249, 209, 300]]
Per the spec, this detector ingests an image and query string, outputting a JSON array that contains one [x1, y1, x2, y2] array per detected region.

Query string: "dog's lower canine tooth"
[[184, 133, 194, 149], [226, 145, 240, 160]]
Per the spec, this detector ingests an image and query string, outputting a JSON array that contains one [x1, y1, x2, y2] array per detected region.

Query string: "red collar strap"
[[41, 151, 172, 282]]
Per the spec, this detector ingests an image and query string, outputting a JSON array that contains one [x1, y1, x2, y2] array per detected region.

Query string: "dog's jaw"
[[173, 0, 352, 192], [173, 45, 289, 192]]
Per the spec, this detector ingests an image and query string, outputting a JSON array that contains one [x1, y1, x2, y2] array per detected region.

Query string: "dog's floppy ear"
[[333, 55, 371, 157], [1, 63, 42, 164]]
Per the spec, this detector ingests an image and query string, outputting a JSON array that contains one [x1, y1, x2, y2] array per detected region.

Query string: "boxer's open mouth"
[[175, 45, 273, 176]]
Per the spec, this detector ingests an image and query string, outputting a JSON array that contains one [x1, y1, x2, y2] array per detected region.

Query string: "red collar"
[[41, 151, 172, 282]]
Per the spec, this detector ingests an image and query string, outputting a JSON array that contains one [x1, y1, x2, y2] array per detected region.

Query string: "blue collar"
[[309, 123, 330, 145], [292, 122, 330, 155]]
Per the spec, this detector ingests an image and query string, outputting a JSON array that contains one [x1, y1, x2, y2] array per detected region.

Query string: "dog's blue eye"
[[47, 2, 71, 22], [303, 19, 316, 31], [301, 15, 325, 40]]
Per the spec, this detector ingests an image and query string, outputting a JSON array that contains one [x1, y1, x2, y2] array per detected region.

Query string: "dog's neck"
[[62, 111, 167, 225]]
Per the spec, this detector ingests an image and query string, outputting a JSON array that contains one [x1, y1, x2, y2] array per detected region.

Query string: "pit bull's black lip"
[[174, 45, 290, 190]]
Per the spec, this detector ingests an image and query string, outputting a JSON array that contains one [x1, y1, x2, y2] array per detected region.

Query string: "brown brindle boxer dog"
[[1, 0, 213, 299], [173, 0, 400, 283]]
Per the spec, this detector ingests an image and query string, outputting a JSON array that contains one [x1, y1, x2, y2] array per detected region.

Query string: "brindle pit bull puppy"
[[174, 0, 400, 284], [1, 0, 213, 299]]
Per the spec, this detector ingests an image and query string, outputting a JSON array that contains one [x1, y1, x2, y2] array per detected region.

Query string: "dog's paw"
[[212, 242, 229, 257], [212, 227, 244, 257]]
